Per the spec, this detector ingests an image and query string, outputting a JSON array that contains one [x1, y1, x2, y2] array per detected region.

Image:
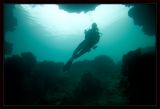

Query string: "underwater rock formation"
[[4, 4, 17, 55], [58, 4, 99, 13], [4, 4, 42, 56], [4, 41, 13, 55], [74, 72, 103, 104], [127, 4, 156, 36], [120, 48, 156, 105], [92, 55, 116, 74], [4, 4, 17, 32], [4, 50, 156, 105], [4, 52, 123, 105], [4, 52, 65, 105], [4, 52, 38, 104]]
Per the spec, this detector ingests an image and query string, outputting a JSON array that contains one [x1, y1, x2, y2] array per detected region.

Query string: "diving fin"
[[63, 57, 74, 72]]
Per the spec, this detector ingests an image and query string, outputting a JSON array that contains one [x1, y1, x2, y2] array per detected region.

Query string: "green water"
[[4, 4, 156, 105], [5, 4, 155, 63]]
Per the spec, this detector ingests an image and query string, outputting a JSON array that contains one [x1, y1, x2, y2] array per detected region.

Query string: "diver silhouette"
[[63, 23, 101, 72]]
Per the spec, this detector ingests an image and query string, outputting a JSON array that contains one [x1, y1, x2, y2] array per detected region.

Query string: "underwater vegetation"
[[4, 47, 156, 105]]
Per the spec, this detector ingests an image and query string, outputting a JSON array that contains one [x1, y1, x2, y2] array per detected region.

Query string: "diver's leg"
[[63, 57, 74, 72], [63, 41, 86, 72], [74, 48, 89, 59], [73, 41, 85, 57]]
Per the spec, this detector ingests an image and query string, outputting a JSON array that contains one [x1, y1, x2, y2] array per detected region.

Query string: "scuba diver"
[[63, 22, 101, 72]]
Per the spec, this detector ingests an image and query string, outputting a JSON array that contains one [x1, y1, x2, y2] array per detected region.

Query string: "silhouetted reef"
[[126, 4, 156, 36], [58, 4, 99, 13], [4, 47, 156, 105], [120, 48, 156, 105]]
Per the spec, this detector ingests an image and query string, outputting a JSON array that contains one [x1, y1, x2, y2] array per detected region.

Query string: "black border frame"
[[0, 0, 159, 109]]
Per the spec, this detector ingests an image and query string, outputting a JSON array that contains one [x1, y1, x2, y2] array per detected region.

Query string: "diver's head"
[[92, 22, 98, 30]]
